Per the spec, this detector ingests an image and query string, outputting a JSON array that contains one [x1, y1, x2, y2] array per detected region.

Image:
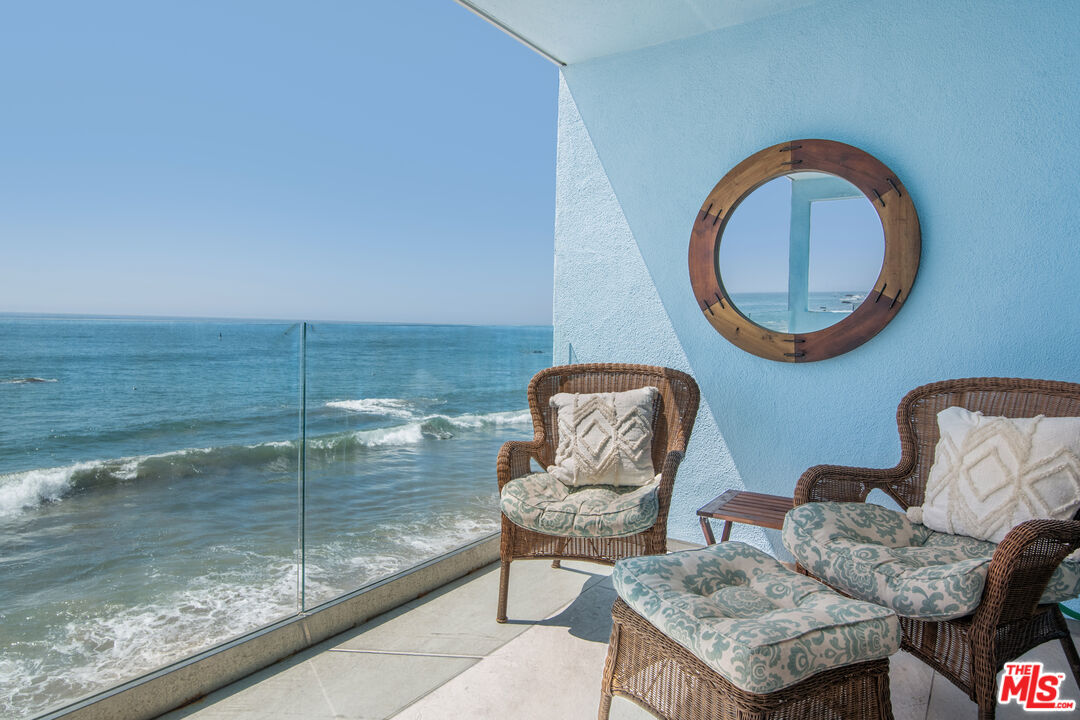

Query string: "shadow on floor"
[[500, 572, 616, 644]]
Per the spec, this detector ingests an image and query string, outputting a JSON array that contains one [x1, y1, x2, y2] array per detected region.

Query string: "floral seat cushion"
[[499, 472, 659, 538], [612, 542, 900, 694], [782, 501, 1080, 621]]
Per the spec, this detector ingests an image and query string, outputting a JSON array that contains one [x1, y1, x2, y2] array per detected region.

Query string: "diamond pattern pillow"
[[547, 387, 659, 487], [907, 407, 1080, 547]]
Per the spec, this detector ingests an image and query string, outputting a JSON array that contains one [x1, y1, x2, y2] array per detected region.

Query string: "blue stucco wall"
[[554, 0, 1080, 546]]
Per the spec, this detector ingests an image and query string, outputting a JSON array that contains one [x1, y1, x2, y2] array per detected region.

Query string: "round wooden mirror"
[[688, 139, 920, 362]]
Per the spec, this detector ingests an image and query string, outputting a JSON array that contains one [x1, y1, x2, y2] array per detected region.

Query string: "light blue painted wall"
[[554, 0, 1080, 546]]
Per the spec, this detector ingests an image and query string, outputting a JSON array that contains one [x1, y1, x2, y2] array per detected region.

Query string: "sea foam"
[[325, 397, 416, 419], [2, 509, 501, 719], [1, 556, 301, 719], [0, 462, 97, 518]]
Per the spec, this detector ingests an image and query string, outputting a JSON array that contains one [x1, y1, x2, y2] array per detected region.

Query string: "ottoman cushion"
[[612, 541, 900, 694]]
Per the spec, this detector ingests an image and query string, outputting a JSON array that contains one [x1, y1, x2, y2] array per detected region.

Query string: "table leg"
[[720, 520, 733, 542], [699, 517, 716, 545]]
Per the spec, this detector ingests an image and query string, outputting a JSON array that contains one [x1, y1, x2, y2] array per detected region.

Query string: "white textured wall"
[[554, 75, 765, 549]]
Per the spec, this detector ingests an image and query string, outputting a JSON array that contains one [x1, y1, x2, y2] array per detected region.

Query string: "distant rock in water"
[[2, 377, 58, 384]]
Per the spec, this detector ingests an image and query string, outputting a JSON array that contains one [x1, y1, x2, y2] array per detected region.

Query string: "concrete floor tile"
[[537, 579, 616, 645], [889, 651, 933, 720], [163, 560, 612, 720], [607, 697, 659, 720], [334, 559, 609, 656], [311, 651, 477, 720], [163, 555, 1080, 720], [162, 650, 475, 720], [159, 648, 336, 720], [390, 581, 615, 720], [924, 620, 1080, 720], [923, 671, 975, 720]]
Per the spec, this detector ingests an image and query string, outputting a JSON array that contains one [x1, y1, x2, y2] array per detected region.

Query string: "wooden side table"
[[696, 489, 793, 545]]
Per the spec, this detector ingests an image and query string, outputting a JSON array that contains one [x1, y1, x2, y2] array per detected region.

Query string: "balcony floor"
[[159, 556, 1080, 720]]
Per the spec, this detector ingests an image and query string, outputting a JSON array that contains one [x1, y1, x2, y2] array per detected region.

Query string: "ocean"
[[728, 291, 866, 333], [0, 315, 551, 719]]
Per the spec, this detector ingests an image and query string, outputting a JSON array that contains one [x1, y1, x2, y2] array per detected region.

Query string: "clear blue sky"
[[0, 1, 557, 325]]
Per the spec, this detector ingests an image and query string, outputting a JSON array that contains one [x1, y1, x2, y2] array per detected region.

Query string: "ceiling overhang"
[[455, 0, 824, 66]]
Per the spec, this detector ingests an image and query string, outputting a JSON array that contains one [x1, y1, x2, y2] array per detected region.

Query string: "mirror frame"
[[688, 139, 920, 362]]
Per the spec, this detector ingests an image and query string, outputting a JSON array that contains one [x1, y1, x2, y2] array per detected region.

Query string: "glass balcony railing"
[[0, 314, 552, 719]]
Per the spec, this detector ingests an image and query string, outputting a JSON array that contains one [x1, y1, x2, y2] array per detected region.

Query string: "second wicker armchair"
[[785, 377, 1080, 720]]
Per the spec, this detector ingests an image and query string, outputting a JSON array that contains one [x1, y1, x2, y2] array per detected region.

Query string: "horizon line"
[[0, 311, 554, 329]]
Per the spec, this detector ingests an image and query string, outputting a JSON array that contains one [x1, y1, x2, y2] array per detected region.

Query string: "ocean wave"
[[371, 409, 532, 443], [352, 423, 426, 447], [440, 409, 533, 428], [1, 377, 58, 384], [323, 399, 532, 432], [325, 397, 416, 419], [0, 444, 299, 520], [0, 408, 531, 518], [308, 410, 527, 451], [309, 409, 531, 452], [0, 462, 96, 518]]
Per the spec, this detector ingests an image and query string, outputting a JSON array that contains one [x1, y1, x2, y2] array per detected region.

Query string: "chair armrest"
[[974, 518, 1080, 627], [794, 464, 911, 506], [655, 449, 685, 505], [642, 449, 686, 542], [496, 440, 544, 491]]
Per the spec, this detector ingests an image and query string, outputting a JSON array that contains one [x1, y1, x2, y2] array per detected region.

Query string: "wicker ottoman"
[[600, 542, 900, 720]]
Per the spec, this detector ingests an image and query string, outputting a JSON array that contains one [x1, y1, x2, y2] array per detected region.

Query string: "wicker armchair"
[[496, 363, 699, 623], [793, 377, 1080, 720]]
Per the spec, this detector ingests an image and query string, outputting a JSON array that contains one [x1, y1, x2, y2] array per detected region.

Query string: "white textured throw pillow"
[[547, 387, 659, 488], [908, 407, 1080, 547]]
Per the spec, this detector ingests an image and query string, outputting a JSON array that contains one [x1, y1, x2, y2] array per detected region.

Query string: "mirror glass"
[[717, 172, 884, 334]]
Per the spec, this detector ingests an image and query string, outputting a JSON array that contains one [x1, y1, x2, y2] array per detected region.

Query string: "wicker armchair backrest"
[[526, 363, 700, 473], [894, 377, 1080, 509]]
